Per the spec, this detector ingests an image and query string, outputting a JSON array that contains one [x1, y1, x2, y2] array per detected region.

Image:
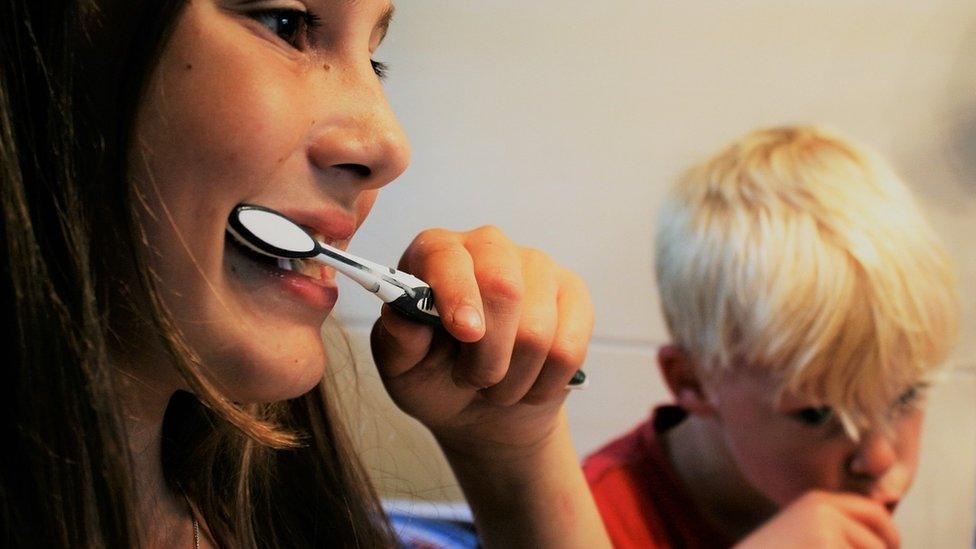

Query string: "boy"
[[584, 126, 958, 548]]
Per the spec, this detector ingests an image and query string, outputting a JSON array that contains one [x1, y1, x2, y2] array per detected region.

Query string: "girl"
[[0, 0, 610, 546]]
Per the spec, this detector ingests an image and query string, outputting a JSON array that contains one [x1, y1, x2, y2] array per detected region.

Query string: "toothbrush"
[[227, 203, 587, 389], [227, 203, 439, 325]]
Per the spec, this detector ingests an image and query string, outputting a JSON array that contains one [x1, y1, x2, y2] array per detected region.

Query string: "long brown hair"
[[0, 0, 393, 546]]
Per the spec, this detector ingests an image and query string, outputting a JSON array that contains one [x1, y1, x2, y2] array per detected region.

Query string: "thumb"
[[370, 305, 435, 379]]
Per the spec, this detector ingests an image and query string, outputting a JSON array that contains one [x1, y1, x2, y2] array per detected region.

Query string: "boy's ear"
[[657, 344, 716, 417]]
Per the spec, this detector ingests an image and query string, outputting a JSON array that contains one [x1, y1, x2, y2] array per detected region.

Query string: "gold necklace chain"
[[191, 512, 200, 549], [180, 485, 200, 549]]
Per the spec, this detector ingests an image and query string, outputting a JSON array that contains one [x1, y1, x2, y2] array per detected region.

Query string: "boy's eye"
[[251, 9, 319, 49], [897, 386, 918, 406], [371, 60, 388, 79], [791, 406, 834, 427], [895, 384, 927, 409]]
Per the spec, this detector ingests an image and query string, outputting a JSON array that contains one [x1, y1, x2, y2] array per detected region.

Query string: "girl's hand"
[[371, 226, 610, 548], [370, 225, 594, 460]]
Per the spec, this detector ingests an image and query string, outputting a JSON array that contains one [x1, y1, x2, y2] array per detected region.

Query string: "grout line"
[[333, 316, 659, 353], [590, 339, 659, 354], [953, 367, 976, 378], [333, 318, 976, 369]]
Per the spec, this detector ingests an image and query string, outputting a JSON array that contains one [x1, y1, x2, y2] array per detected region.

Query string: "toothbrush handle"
[[384, 271, 589, 390], [313, 243, 590, 387], [386, 285, 588, 390], [387, 285, 441, 326], [567, 370, 588, 389]]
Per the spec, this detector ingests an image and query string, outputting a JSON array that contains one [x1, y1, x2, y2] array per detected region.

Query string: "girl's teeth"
[[276, 258, 304, 272], [299, 260, 320, 279], [275, 257, 320, 279]]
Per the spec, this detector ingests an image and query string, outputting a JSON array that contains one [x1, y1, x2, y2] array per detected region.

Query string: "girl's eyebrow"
[[375, 4, 394, 44]]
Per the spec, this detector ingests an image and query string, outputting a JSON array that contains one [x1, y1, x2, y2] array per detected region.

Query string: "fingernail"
[[453, 305, 483, 331]]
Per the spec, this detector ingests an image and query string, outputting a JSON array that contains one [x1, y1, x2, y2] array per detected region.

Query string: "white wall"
[[331, 2, 976, 547]]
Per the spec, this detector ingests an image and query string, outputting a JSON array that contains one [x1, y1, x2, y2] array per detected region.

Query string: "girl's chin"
[[202, 338, 328, 403], [225, 362, 326, 404]]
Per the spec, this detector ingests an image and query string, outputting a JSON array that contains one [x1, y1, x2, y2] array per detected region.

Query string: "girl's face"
[[128, 0, 408, 402]]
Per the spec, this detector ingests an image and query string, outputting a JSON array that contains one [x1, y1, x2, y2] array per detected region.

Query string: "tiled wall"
[[331, 2, 976, 546]]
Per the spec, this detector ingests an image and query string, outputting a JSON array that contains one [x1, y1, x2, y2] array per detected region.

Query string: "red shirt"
[[583, 406, 731, 549]]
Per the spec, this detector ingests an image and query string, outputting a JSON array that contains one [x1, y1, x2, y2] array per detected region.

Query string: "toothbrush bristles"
[[276, 258, 303, 272]]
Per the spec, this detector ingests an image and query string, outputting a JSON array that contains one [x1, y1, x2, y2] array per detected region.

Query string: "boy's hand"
[[370, 225, 594, 459], [736, 492, 900, 549]]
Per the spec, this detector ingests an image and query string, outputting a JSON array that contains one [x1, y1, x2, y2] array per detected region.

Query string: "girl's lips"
[[225, 236, 338, 311], [274, 266, 338, 311], [278, 207, 358, 244]]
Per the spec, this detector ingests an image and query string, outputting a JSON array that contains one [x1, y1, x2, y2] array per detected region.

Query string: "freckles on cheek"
[[153, 21, 310, 194], [173, 69, 297, 175]]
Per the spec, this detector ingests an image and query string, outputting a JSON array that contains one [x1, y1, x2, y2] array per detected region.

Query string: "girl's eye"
[[251, 9, 320, 49], [791, 406, 833, 427], [371, 60, 388, 79]]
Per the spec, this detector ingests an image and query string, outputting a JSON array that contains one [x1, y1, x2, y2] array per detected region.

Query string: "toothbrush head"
[[227, 204, 320, 259]]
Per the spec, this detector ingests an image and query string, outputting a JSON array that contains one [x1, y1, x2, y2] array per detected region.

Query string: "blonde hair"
[[655, 126, 958, 435]]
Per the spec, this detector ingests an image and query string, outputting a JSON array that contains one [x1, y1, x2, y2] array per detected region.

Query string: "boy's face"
[[708, 372, 926, 514]]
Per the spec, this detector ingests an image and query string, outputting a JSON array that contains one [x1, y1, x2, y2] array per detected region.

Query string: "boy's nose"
[[846, 431, 897, 480]]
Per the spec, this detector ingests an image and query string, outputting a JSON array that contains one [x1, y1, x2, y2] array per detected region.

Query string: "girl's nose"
[[306, 70, 411, 192]]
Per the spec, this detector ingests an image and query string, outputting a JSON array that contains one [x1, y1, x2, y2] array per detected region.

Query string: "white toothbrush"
[[226, 203, 587, 389]]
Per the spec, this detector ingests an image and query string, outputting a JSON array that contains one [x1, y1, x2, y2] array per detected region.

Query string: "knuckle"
[[471, 224, 508, 242], [477, 267, 524, 305], [567, 272, 591, 296], [566, 273, 594, 305], [411, 230, 457, 256], [414, 227, 452, 243], [800, 490, 828, 507], [810, 501, 837, 525], [465, 365, 507, 389], [514, 324, 555, 354], [521, 246, 552, 266], [547, 336, 588, 369]]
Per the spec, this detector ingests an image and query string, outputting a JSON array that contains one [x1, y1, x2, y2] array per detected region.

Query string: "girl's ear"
[[657, 344, 717, 416]]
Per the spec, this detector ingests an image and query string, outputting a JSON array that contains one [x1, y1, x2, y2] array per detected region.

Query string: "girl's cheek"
[[152, 9, 311, 178], [356, 191, 379, 221]]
